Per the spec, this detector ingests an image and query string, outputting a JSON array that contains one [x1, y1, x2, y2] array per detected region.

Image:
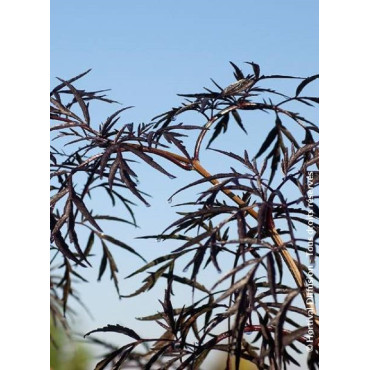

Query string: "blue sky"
[[51, 0, 318, 367], [51, 0, 318, 124]]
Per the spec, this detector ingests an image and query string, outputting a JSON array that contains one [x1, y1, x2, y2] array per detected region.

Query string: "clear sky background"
[[51, 0, 318, 367]]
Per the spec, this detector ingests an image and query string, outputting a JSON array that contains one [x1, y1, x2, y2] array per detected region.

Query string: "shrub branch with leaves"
[[50, 61, 319, 369]]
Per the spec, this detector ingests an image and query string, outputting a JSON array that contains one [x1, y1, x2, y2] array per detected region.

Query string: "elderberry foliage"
[[50, 62, 319, 369]]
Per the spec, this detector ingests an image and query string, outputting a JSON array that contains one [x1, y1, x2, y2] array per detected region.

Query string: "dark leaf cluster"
[[50, 62, 319, 369]]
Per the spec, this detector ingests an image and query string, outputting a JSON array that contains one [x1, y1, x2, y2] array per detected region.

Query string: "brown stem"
[[113, 144, 318, 326], [194, 104, 243, 160], [124, 143, 193, 170], [191, 160, 318, 326]]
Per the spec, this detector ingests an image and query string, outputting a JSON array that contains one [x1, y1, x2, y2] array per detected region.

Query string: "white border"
[[321, 0, 370, 368], [2, 0, 49, 368]]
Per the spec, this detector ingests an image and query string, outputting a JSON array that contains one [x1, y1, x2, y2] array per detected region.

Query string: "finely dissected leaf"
[[279, 124, 300, 148], [231, 109, 248, 134], [163, 132, 191, 160], [99, 146, 115, 179], [84, 324, 141, 340], [94, 215, 136, 226], [61, 262, 71, 315], [260, 74, 303, 80], [207, 112, 229, 147], [152, 107, 179, 129], [67, 203, 91, 265], [84, 231, 95, 256], [255, 126, 278, 159], [102, 241, 120, 293], [70, 269, 88, 283], [51, 200, 71, 236], [57, 78, 90, 125], [124, 145, 176, 179], [72, 194, 102, 231], [273, 251, 284, 285], [210, 78, 224, 91], [92, 347, 123, 370], [108, 156, 121, 189], [53, 230, 85, 266], [215, 262, 260, 303], [212, 258, 262, 289], [186, 245, 207, 280], [303, 96, 319, 103], [287, 143, 318, 169], [50, 122, 88, 131], [111, 345, 136, 370], [50, 63, 319, 368], [122, 262, 173, 298], [144, 344, 173, 370], [121, 279, 152, 298], [208, 147, 245, 164], [161, 273, 210, 293], [116, 153, 150, 206], [137, 233, 189, 241], [246, 61, 261, 79], [274, 290, 300, 366], [126, 252, 186, 278], [173, 229, 214, 253], [137, 307, 186, 321], [51, 69, 92, 95], [99, 233, 146, 262], [296, 74, 319, 96], [268, 140, 281, 184], [101, 107, 133, 135], [98, 251, 108, 281], [234, 292, 250, 370], [116, 152, 137, 177], [229, 61, 245, 80], [168, 172, 241, 202], [266, 252, 277, 302]]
